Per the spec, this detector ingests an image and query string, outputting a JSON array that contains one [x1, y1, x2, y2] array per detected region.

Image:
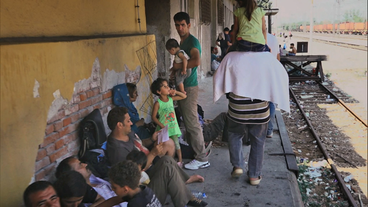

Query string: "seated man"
[[23, 181, 60, 207], [55, 156, 127, 207], [106, 107, 208, 207], [54, 171, 104, 207], [211, 47, 222, 71], [289, 43, 297, 56], [106, 107, 175, 170], [108, 160, 162, 207]]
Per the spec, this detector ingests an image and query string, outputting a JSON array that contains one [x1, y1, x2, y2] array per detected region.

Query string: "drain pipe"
[[135, 0, 141, 33]]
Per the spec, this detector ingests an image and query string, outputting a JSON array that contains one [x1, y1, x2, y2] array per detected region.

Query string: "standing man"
[[172, 12, 210, 170], [266, 33, 280, 138]]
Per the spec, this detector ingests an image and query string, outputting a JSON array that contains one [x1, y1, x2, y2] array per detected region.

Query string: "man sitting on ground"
[[23, 181, 60, 207], [54, 171, 105, 207], [106, 107, 208, 207], [211, 47, 222, 71], [108, 160, 162, 207], [55, 156, 127, 207], [106, 107, 175, 170]]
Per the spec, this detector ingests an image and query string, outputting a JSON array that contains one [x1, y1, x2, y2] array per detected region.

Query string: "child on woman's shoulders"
[[228, 0, 270, 53]]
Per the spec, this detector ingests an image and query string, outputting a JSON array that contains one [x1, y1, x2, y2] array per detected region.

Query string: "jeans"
[[227, 118, 267, 178], [267, 102, 275, 136], [178, 86, 207, 161]]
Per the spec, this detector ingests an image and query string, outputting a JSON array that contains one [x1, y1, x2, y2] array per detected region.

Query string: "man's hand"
[[151, 143, 164, 156], [136, 118, 145, 127], [151, 131, 159, 142]]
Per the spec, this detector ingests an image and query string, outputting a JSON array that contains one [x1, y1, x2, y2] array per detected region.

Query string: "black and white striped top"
[[227, 93, 270, 124]]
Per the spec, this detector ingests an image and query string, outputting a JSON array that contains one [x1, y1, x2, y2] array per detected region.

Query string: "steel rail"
[[294, 35, 367, 51], [289, 88, 358, 207], [319, 83, 368, 128]]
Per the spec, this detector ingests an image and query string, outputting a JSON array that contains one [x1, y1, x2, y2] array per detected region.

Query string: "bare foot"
[[186, 175, 204, 184]]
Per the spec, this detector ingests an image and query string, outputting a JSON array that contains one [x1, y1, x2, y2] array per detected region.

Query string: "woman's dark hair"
[[54, 171, 87, 199], [238, 0, 257, 21], [126, 150, 147, 170], [126, 83, 137, 98], [150, 78, 168, 96]]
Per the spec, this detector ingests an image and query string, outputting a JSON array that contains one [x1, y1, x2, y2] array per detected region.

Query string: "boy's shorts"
[[175, 68, 192, 85]]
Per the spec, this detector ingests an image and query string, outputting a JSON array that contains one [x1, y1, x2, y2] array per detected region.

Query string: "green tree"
[[343, 9, 365, 22]]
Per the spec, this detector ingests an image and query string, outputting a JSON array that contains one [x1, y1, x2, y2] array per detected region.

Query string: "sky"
[[270, 0, 367, 26]]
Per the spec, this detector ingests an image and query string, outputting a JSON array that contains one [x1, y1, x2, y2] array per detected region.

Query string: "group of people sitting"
[[24, 12, 215, 207], [24, 105, 209, 207], [279, 43, 297, 56], [23, 1, 290, 204]]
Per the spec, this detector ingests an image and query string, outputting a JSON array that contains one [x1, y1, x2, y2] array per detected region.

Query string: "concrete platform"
[[177, 77, 303, 207]]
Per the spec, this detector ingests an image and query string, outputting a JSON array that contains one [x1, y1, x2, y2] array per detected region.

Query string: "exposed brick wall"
[[35, 86, 113, 181]]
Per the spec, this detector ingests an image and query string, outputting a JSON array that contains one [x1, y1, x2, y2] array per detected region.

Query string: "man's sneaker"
[[187, 197, 208, 206], [184, 159, 210, 170], [266, 132, 273, 138]]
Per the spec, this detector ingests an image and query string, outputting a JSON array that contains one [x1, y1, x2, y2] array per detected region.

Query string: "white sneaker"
[[184, 159, 210, 170]]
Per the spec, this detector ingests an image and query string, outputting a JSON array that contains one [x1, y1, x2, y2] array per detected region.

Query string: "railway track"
[[313, 38, 367, 51], [294, 34, 367, 51], [284, 80, 367, 206]]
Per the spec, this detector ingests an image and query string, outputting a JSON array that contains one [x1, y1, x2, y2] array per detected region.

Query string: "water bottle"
[[191, 191, 207, 199]]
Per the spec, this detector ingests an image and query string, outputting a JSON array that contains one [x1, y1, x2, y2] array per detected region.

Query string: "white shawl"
[[213, 51, 290, 112]]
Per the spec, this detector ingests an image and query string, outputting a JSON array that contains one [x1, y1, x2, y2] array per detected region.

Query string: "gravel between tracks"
[[283, 79, 367, 206]]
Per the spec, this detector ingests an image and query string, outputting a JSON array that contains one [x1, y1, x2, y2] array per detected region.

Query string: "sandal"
[[231, 167, 243, 178], [250, 176, 262, 186]]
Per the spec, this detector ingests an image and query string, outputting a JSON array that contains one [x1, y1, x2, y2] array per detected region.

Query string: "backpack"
[[79, 149, 109, 179], [78, 109, 107, 158], [78, 109, 110, 179]]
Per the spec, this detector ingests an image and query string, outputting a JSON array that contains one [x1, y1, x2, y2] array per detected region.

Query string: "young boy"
[[109, 160, 162, 207], [126, 150, 150, 185], [166, 38, 191, 94]]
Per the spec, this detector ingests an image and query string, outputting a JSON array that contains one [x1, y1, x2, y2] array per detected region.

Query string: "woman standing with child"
[[151, 78, 186, 167], [219, 0, 285, 186]]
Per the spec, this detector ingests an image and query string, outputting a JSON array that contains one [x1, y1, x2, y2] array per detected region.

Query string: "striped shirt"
[[227, 93, 270, 124]]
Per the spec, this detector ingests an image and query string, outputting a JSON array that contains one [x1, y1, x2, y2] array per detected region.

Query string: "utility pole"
[[336, 0, 341, 36], [309, 0, 314, 54]]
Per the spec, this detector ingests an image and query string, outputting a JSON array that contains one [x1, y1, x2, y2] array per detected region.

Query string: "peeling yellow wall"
[[0, 34, 156, 206], [0, 0, 147, 37], [0, 0, 155, 205]]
